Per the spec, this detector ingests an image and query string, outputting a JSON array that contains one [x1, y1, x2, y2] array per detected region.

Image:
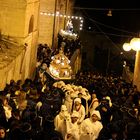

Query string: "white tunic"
[[65, 120, 80, 140], [73, 104, 85, 124], [64, 93, 73, 113], [89, 98, 99, 114], [79, 118, 103, 140], [54, 112, 71, 140]]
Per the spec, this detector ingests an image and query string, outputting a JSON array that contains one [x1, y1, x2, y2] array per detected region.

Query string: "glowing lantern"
[[130, 38, 140, 51], [123, 43, 132, 51]]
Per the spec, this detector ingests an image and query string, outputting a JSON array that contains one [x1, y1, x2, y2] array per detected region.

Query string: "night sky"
[[72, 0, 140, 74], [74, 0, 140, 43]]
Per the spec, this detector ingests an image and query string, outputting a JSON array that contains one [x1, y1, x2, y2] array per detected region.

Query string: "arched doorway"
[[28, 15, 34, 33]]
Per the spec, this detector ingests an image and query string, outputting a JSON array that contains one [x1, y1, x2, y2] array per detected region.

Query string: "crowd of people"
[[0, 70, 140, 140], [57, 32, 81, 60], [0, 41, 140, 140]]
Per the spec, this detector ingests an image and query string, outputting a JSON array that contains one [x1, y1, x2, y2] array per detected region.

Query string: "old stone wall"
[[0, 0, 76, 90], [38, 0, 74, 48], [0, 0, 39, 90]]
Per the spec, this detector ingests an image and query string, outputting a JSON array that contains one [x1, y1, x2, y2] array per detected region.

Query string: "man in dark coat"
[[96, 98, 112, 127], [35, 117, 63, 140]]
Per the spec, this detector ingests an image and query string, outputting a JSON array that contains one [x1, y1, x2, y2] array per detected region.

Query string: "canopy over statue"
[[48, 46, 73, 80]]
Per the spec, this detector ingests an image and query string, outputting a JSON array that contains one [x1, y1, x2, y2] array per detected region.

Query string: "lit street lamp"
[[123, 43, 131, 51], [123, 38, 140, 51], [123, 37, 140, 91], [130, 38, 140, 51]]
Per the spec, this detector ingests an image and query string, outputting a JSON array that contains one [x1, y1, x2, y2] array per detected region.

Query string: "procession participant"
[[54, 105, 70, 139], [79, 110, 103, 140], [72, 98, 85, 124], [78, 88, 91, 117], [88, 91, 99, 116], [65, 111, 80, 140], [64, 90, 74, 114], [96, 98, 112, 127]]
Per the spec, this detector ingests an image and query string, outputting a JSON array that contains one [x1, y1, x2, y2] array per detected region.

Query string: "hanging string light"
[[40, 12, 84, 31]]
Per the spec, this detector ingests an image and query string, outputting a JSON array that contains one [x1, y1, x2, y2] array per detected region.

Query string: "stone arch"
[[28, 15, 34, 34]]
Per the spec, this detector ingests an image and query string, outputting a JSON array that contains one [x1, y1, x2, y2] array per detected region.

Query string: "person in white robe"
[[65, 111, 80, 140], [72, 98, 85, 124], [54, 104, 71, 139], [79, 110, 103, 140], [88, 92, 99, 116], [64, 90, 74, 114], [78, 88, 91, 117]]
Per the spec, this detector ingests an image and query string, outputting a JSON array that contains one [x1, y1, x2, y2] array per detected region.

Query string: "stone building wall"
[[0, 0, 40, 90], [0, 0, 76, 90], [38, 0, 74, 48]]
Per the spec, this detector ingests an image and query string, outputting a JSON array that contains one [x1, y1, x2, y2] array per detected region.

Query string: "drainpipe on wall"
[[64, 0, 68, 30], [52, 0, 57, 50]]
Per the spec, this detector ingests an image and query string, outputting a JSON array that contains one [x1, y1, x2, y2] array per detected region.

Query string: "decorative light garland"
[[40, 12, 83, 30]]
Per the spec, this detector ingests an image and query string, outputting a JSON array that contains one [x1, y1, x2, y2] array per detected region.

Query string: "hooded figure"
[[64, 90, 74, 114], [72, 98, 86, 124], [65, 111, 80, 140], [54, 105, 70, 139], [79, 110, 103, 140], [88, 92, 99, 116], [96, 98, 112, 127]]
